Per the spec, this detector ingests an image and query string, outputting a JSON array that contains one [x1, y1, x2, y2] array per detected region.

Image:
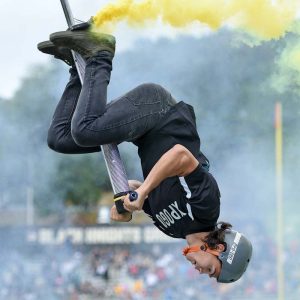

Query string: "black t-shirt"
[[134, 101, 220, 239]]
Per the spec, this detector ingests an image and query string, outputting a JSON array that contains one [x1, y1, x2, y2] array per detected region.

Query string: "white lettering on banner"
[[27, 226, 183, 245], [56, 228, 83, 245], [155, 201, 187, 229], [39, 229, 54, 244], [38, 228, 84, 245], [33, 227, 141, 245], [85, 227, 141, 244]]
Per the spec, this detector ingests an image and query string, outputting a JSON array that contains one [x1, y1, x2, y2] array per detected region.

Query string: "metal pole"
[[59, 0, 130, 195], [60, 0, 86, 82], [275, 102, 285, 300], [60, 0, 74, 27]]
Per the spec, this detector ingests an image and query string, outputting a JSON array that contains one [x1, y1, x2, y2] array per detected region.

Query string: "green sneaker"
[[49, 30, 115, 60], [37, 40, 74, 66]]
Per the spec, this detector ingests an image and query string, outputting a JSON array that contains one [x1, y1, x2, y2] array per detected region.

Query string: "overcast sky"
[[0, 0, 122, 98], [3, 0, 297, 99], [0, 0, 205, 99]]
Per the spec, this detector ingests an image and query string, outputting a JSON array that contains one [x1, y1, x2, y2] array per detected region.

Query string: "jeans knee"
[[71, 113, 111, 147], [140, 83, 176, 106], [152, 84, 176, 105], [71, 121, 88, 147], [138, 83, 162, 96], [47, 129, 57, 151], [125, 83, 172, 106], [47, 128, 70, 154]]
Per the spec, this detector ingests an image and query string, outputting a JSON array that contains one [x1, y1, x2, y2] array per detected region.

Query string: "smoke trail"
[[93, 0, 300, 94], [93, 0, 299, 40], [271, 23, 300, 93]]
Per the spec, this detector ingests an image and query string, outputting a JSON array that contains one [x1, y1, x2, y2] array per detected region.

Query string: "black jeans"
[[48, 51, 177, 154]]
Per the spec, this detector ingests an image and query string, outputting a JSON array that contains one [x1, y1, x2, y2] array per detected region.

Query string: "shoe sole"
[[37, 41, 56, 55], [50, 30, 115, 45], [50, 31, 115, 57], [37, 40, 74, 65]]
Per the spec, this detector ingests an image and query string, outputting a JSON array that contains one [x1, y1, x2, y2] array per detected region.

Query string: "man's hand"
[[123, 187, 147, 213], [110, 205, 132, 222]]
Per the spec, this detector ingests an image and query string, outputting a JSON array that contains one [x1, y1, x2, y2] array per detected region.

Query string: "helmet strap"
[[182, 244, 220, 257], [182, 245, 201, 256], [205, 247, 220, 257]]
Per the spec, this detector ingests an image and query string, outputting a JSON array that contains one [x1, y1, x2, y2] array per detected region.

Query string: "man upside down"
[[38, 23, 252, 283]]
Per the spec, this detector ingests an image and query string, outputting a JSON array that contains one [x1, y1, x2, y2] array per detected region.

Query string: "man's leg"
[[50, 29, 176, 147], [47, 66, 101, 154], [38, 39, 101, 154], [70, 52, 176, 147]]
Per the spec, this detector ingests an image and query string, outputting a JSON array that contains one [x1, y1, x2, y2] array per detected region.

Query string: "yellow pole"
[[275, 102, 285, 300]]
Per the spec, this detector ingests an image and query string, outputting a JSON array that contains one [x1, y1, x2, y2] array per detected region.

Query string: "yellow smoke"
[[93, 0, 300, 93], [93, 0, 299, 40], [271, 33, 300, 93]]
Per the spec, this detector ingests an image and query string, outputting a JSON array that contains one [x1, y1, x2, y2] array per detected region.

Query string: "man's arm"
[[110, 180, 143, 222], [140, 144, 198, 195], [128, 179, 143, 190], [123, 144, 199, 212]]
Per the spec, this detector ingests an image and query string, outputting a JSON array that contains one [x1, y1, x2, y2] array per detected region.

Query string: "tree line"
[[0, 30, 299, 230]]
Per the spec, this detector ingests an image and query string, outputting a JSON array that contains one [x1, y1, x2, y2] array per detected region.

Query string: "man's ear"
[[216, 244, 225, 252]]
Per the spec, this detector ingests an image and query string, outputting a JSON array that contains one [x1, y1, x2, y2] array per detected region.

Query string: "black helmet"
[[217, 230, 252, 283]]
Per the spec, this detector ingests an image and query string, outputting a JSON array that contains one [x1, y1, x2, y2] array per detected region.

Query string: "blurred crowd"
[[0, 233, 299, 300]]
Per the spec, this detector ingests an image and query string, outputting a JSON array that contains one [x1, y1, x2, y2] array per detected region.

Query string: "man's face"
[[185, 250, 222, 279]]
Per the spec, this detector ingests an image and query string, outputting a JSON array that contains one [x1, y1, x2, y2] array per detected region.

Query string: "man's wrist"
[[138, 183, 150, 198]]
